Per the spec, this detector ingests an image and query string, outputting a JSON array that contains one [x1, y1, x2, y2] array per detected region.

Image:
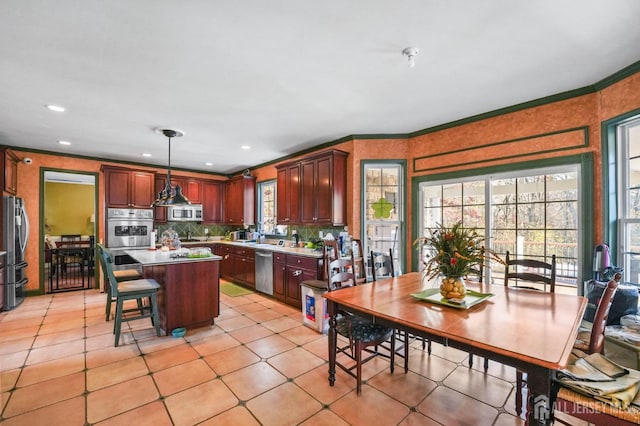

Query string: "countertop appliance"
[[255, 250, 273, 295], [3, 196, 28, 310], [230, 230, 247, 241], [167, 204, 203, 222]]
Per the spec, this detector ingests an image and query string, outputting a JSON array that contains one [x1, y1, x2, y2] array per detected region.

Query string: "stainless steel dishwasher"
[[255, 250, 273, 295]]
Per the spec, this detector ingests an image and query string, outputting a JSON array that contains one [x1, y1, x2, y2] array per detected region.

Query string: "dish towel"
[[558, 353, 640, 410]]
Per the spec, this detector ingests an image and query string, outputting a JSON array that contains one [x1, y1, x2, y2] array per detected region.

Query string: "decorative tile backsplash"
[[154, 222, 347, 243]]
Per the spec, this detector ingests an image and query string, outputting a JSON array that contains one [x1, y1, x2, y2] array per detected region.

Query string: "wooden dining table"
[[324, 272, 587, 425]]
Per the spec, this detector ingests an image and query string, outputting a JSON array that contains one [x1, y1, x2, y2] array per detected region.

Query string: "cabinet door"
[[285, 266, 317, 308], [3, 150, 18, 195], [242, 255, 256, 288], [130, 171, 155, 207], [276, 164, 301, 224], [225, 179, 243, 224], [225, 176, 255, 225], [184, 179, 202, 204], [300, 160, 317, 223], [202, 180, 223, 223], [104, 169, 132, 207], [154, 176, 167, 222], [314, 155, 333, 223], [273, 257, 286, 301]]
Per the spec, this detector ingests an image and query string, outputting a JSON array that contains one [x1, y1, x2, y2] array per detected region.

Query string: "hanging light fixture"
[[151, 128, 191, 206]]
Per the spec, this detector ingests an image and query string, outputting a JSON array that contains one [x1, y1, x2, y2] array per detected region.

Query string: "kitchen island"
[[125, 249, 222, 333]]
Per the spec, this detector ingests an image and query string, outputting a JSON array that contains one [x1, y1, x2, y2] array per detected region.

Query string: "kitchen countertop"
[[177, 239, 324, 258], [125, 249, 222, 266]]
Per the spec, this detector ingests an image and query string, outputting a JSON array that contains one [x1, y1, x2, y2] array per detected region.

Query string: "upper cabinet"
[[202, 180, 224, 223], [103, 166, 155, 208], [276, 149, 348, 226], [276, 162, 301, 225], [225, 175, 255, 225], [1, 149, 19, 195], [154, 175, 206, 222]]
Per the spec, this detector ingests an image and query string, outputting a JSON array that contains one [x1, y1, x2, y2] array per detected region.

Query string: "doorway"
[[41, 170, 98, 293]]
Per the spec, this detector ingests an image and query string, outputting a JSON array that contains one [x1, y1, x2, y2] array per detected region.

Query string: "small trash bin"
[[300, 280, 328, 333]]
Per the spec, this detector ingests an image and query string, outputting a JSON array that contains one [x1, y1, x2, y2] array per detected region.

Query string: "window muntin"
[[618, 116, 640, 282], [363, 163, 404, 277], [419, 166, 579, 287]]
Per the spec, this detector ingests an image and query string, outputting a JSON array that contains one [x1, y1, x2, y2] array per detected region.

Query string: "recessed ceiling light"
[[241, 145, 251, 150], [205, 162, 213, 166], [46, 104, 65, 112], [58, 140, 71, 146], [142, 153, 152, 157]]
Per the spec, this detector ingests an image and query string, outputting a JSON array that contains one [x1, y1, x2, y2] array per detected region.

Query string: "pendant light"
[[151, 128, 191, 206]]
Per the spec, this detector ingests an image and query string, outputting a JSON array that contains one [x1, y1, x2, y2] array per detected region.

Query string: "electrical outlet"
[[204, 228, 209, 234]]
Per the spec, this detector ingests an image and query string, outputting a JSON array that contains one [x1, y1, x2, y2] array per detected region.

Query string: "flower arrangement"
[[414, 221, 499, 281]]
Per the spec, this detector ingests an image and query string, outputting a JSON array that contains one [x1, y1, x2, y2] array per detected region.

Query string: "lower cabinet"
[[273, 252, 322, 308], [214, 244, 255, 289]]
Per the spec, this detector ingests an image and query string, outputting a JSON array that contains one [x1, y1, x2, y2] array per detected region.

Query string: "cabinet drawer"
[[274, 252, 286, 263], [286, 255, 319, 271], [233, 246, 255, 257]]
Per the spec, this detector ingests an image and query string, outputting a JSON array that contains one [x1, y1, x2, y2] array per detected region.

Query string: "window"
[[257, 180, 278, 235], [618, 116, 640, 283], [418, 166, 580, 287], [362, 162, 405, 277]]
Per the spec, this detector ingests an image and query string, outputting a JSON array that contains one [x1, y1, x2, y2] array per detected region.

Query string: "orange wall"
[[12, 152, 227, 293], [12, 70, 640, 291]]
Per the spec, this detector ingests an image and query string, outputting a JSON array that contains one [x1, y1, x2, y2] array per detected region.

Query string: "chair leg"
[[356, 341, 363, 396], [389, 333, 396, 374], [483, 357, 489, 372], [403, 331, 409, 373], [427, 339, 432, 355], [515, 370, 523, 416], [105, 279, 113, 321], [151, 292, 161, 337], [469, 353, 474, 368], [114, 297, 124, 347]]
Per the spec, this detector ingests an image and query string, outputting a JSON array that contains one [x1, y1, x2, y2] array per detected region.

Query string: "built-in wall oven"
[[106, 208, 153, 275]]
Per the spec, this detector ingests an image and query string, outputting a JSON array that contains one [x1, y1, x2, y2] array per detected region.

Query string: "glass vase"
[[440, 276, 467, 299]]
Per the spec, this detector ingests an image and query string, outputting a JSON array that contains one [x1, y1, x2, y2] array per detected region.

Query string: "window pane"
[[422, 167, 578, 287]]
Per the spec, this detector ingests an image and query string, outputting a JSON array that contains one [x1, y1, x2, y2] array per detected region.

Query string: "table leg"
[[328, 300, 337, 386], [525, 367, 553, 425]]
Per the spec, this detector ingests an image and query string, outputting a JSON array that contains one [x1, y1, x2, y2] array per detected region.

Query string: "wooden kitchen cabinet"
[[214, 243, 255, 289], [276, 149, 347, 226], [103, 166, 155, 208], [273, 252, 286, 302], [271, 253, 322, 308], [276, 162, 301, 224], [300, 150, 348, 225], [224, 175, 256, 225], [201, 180, 224, 223], [154, 175, 206, 222], [1, 149, 19, 195]]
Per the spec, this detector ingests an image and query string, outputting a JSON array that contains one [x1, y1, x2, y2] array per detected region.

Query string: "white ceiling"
[[1, 1, 639, 175]]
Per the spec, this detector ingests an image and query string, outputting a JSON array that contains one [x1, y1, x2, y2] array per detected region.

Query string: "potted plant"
[[414, 221, 501, 299]]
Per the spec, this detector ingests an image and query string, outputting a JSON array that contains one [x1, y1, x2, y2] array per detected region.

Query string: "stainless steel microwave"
[[167, 204, 203, 222]]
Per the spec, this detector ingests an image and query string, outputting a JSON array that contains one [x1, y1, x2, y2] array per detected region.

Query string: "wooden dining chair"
[[504, 251, 557, 416], [553, 274, 629, 425], [97, 244, 161, 346], [327, 244, 397, 395], [370, 248, 394, 281], [369, 248, 410, 374], [59, 234, 85, 277], [96, 244, 144, 321], [573, 272, 622, 354], [504, 251, 557, 292]]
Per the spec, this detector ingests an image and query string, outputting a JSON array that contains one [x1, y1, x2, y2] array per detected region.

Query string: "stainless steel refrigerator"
[[3, 195, 28, 310]]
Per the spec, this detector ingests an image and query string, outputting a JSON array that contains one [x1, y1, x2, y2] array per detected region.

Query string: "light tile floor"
[[0, 286, 533, 425]]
